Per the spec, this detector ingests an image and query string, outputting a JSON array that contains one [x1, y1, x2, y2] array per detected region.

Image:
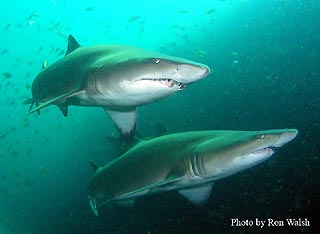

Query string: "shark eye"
[[152, 58, 161, 64]]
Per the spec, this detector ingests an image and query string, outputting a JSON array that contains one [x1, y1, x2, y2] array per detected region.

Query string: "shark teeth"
[[250, 147, 275, 156], [89, 196, 99, 216], [143, 78, 187, 90]]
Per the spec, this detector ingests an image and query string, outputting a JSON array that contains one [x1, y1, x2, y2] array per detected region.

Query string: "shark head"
[[196, 129, 298, 180], [89, 50, 210, 107]]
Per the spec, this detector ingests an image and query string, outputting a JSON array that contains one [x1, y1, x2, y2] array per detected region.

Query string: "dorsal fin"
[[65, 35, 81, 56], [89, 161, 99, 172]]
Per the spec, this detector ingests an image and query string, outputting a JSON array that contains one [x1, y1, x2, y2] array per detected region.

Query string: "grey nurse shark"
[[87, 129, 298, 216], [24, 35, 210, 137]]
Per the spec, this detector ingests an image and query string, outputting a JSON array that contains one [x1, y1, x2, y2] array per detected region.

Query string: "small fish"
[[22, 179, 34, 187], [56, 49, 65, 56], [4, 22, 12, 30], [53, 21, 61, 28], [0, 132, 7, 139], [2, 72, 12, 79], [0, 49, 8, 55], [8, 148, 18, 156], [138, 26, 144, 34], [178, 9, 189, 14], [25, 83, 31, 89], [85, 6, 94, 11], [193, 50, 207, 57], [170, 24, 185, 30], [9, 99, 16, 105], [25, 12, 39, 21], [230, 51, 239, 56], [128, 16, 141, 23], [1, 174, 7, 181], [40, 167, 48, 176], [206, 8, 216, 15], [10, 126, 16, 131]]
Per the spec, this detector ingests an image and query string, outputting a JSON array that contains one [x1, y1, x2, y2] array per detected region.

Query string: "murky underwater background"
[[0, 0, 319, 233]]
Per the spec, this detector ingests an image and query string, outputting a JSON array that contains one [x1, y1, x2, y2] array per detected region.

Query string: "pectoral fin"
[[105, 108, 137, 138], [179, 184, 213, 205]]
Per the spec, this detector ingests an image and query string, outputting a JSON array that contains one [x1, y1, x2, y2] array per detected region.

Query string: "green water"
[[0, 1, 319, 233]]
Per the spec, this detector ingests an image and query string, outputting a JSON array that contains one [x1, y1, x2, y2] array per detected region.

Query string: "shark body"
[[87, 129, 298, 216], [25, 35, 210, 137]]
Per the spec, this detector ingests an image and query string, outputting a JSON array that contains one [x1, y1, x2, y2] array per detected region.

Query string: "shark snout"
[[176, 63, 210, 84], [200, 64, 211, 77], [274, 129, 298, 147]]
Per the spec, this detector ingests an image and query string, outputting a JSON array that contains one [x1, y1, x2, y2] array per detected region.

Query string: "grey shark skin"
[[87, 129, 298, 216], [24, 35, 210, 137]]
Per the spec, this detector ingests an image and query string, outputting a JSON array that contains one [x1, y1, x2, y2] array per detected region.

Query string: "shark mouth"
[[251, 147, 275, 156], [88, 196, 99, 216], [141, 78, 187, 90], [239, 147, 275, 165]]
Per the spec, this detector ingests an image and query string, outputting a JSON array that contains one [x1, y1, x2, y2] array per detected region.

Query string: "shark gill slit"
[[197, 153, 207, 176], [185, 154, 205, 179], [86, 73, 103, 97]]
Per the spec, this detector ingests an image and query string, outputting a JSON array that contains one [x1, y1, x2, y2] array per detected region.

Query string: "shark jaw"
[[135, 78, 187, 90], [237, 129, 299, 165], [230, 147, 275, 174]]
